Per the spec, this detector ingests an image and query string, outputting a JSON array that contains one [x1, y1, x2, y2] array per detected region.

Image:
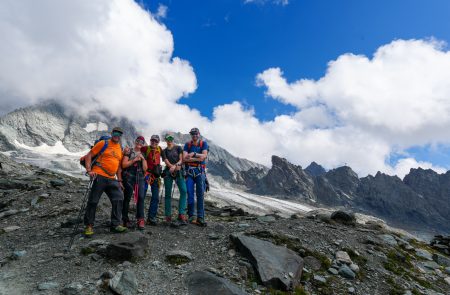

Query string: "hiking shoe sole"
[[110, 226, 128, 233]]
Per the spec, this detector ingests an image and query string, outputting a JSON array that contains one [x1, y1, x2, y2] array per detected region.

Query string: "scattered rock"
[[238, 223, 250, 228], [313, 275, 327, 284], [433, 253, 450, 267], [378, 234, 398, 247], [348, 287, 356, 293], [349, 263, 360, 273], [415, 249, 433, 261], [109, 270, 138, 295], [50, 179, 66, 187], [104, 232, 149, 261], [208, 233, 220, 240], [335, 251, 353, 265], [231, 234, 303, 291], [3, 225, 20, 233], [304, 256, 322, 271], [101, 271, 115, 280], [445, 277, 450, 286], [187, 270, 248, 295], [0, 179, 28, 190], [445, 267, 450, 275], [11, 250, 27, 260], [330, 210, 356, 226], [37, 281, 59, 291], [230, 208, 246, 217], [0, 209, 19, 219], [338, 265, 356, 279], [61, 282, 83, 295], [422, 261, 440, 270], [257, 215, 276, 223], [328, 268, 339, 275], [166, 250, 193, 265]]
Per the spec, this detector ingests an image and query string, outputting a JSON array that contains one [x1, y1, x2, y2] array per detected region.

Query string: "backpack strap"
[[187, 140, 203, 152], [92, 140, 116, 176], [145, 146, 151, 159]]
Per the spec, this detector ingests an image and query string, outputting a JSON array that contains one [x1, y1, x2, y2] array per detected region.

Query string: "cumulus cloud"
[[0, 1, 447, 178], [0, 0, 200, 129], [254, 39, 450, 177]]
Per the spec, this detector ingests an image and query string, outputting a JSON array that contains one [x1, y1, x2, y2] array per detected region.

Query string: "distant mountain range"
[[241, 155, 450, 235], [0, 101, 449, 236]]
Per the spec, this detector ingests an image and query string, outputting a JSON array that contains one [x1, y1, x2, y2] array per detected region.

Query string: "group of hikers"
[[81, 127, 209, 237]]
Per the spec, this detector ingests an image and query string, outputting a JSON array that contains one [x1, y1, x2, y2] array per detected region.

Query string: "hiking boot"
[[84, 225, 94, 237], [146, 218, 157, 226], [137, 218, 145, 230], [188, 216, 197, 224], [196, 218, 207, 227], [122, 220, 133, 229], [110, 225, 128, 233], [178, 214, 188, 226]]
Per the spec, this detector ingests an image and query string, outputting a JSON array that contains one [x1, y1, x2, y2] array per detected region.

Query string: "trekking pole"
[[66, 176, 95, 252]]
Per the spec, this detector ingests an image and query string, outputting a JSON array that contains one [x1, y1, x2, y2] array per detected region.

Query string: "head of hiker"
[[189, 127, 200, 141], [111, 127, 123, 143], [165, 133, 174, 147], [150, 135, 160, 147], [135, 136, 145, 149]]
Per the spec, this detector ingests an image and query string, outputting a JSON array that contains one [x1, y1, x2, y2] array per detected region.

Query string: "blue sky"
[[139, 0, 450, 171], [143, 0, 450, 120]]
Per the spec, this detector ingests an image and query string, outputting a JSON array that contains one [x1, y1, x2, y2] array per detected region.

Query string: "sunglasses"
[[150, 139, 159, 143], [135, 139, 145, 145], [190, 133, 199, 136], [112, 131, 123, 137]]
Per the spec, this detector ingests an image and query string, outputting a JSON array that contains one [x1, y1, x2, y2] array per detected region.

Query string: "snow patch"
[[13, 140, 86, 156], [207, 178, 313, 217], [84, 122, 108, 133]]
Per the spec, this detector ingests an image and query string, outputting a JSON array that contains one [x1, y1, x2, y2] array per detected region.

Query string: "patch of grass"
[[165, 256, 191, 265], [383, 261, 405, 275], [383, 249, 414, 275], [407, 274, 433, 289], [301, 271, 312, 283], [293, 286, 309, 295], [386, 277, 405, 295], [80, 247, 95, 255]]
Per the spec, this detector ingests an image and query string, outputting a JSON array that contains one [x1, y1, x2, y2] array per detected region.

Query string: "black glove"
[[205, 177, 210, 192]]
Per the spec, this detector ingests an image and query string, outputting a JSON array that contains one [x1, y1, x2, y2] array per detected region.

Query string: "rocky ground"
[[1, 154, 450, 295]]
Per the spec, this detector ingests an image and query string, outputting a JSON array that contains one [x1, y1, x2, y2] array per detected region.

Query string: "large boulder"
[[104, 232, 149, 261], [330, 210, 356, 226], [187, 271, 248, 295], [231, 234, 303, 291]]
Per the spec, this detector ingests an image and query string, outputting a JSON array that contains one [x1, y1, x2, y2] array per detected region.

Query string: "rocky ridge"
[[243, 156, 450, 236], [0, 101, 138, 152], [1, 154, 450, 295]]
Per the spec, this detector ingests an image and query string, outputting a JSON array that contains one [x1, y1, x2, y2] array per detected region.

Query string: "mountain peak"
[[305, 161, 326, 177]]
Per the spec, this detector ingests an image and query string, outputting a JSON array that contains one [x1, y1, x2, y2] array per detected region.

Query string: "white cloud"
[[0, 0, 200, 129], [155, 4, 168, 20], [254, 39, 450, 176], [0, 1, 447, 177]]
